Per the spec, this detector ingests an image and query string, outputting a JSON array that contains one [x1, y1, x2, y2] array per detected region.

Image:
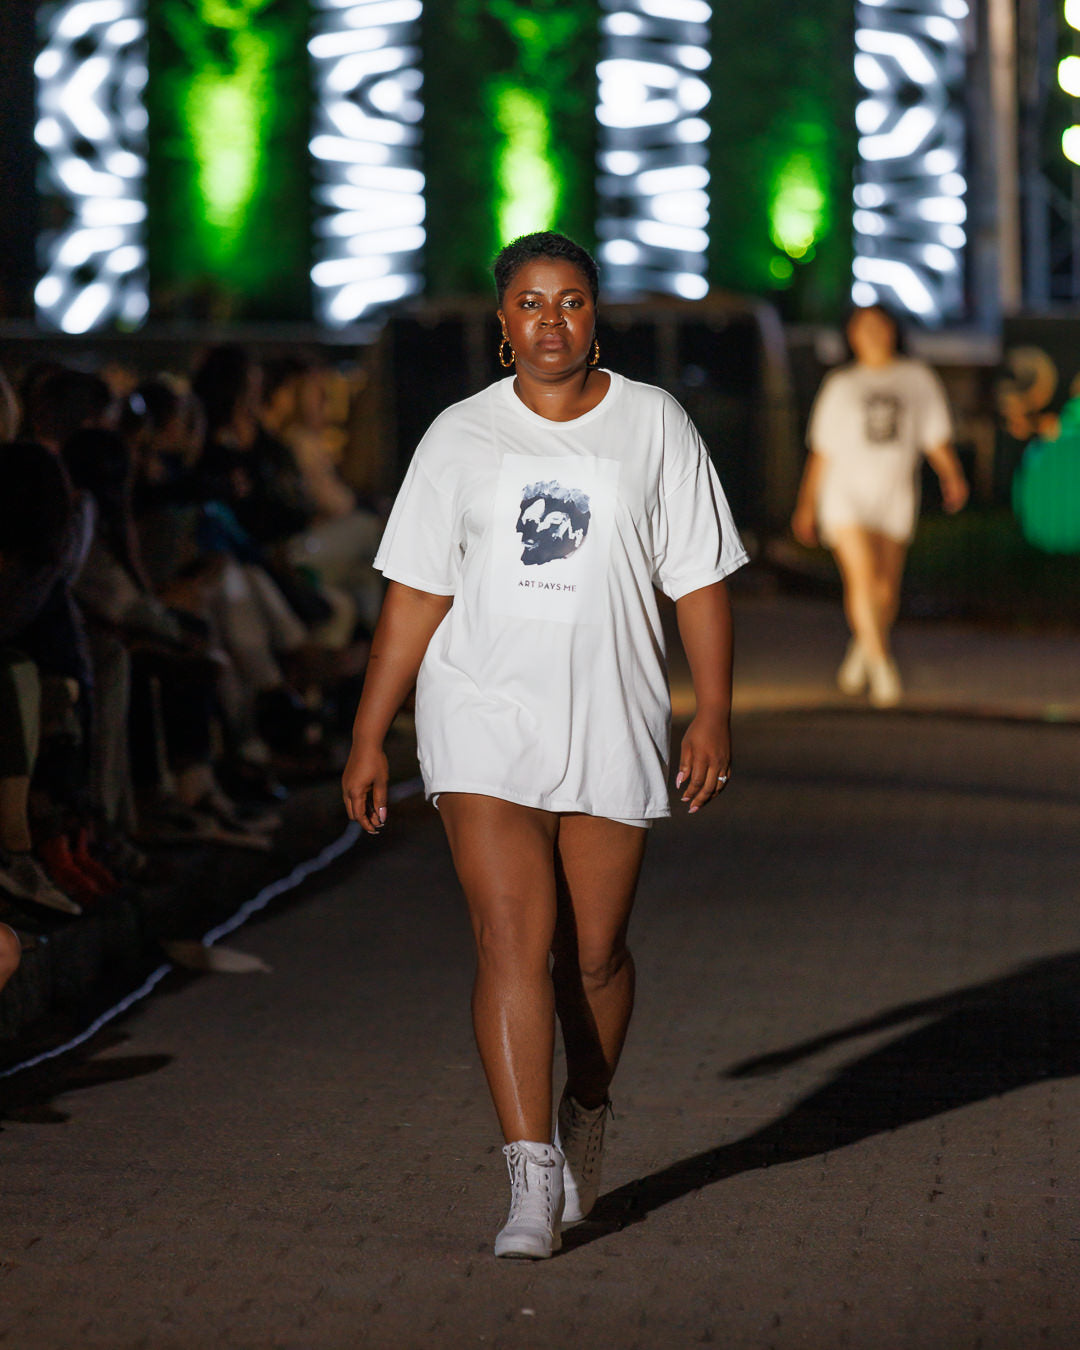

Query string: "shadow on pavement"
[[562, 951, 1080, 1253], [0, 1031, 173, 1127]]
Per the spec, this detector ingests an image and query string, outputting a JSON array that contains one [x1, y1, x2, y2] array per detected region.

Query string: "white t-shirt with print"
[[373, 371, 748, 820], [807, 357, 952, 542]]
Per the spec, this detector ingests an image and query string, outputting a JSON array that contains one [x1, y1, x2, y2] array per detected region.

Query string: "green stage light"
[[148, 0, 309, 318], [493, 83, 560, 243], [769, 151, 828, 260]]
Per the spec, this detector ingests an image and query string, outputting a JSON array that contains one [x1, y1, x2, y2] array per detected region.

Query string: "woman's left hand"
[[675, 709, 732, 814]]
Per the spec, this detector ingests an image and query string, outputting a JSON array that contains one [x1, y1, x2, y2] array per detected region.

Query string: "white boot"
[[836, 639, 868, 696], [868, 655, 903, 708], [494, 1140, 564, 1260], [554, 1091, 609, 1223]]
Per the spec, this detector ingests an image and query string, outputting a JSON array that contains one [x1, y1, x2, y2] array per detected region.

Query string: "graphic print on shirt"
[[864, 393, 902, 445], [490, 454, 619, 623], [516, 480, 590, 566]]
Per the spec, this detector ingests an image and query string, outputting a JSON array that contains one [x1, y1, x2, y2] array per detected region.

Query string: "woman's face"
[[847, 307, 898, 366], [497, 258, 596, 379]]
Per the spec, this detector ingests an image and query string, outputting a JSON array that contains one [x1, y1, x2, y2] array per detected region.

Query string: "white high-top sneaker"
[[836, 639, 868, 696], [493, 1140, 564, 1260], [554, 1091, 609, 1223], [868, 655, 903, 708]]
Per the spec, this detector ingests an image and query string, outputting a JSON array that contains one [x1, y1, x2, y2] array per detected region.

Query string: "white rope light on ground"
[[34, 0, 148, 334], [595, 0, 712, 300], [852, 0, 969, 322], [309, 0, 426, 327]]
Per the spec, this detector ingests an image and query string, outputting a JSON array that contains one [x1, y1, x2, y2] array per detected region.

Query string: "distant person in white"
[[342, 231, 747, 1260], [791, 304, 969, 706]]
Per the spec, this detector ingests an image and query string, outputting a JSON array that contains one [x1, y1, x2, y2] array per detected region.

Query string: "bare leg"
[[830, 526, 890, 663], [551, 815, 648, 1109], [438, 793, 560, 1144], [0, 923, 20, 994], [0, 777, 33, 853], [867, 531, 908, 640]]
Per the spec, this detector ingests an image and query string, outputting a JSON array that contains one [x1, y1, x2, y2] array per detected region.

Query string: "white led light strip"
[[309, 0, 426, 327], [852, 0, 969, 322], [596, 0, 712, 300], [34, 0, 148, 334]]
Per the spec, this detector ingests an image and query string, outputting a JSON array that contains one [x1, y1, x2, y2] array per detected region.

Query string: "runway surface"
[[2, 710, 1078, 1349]]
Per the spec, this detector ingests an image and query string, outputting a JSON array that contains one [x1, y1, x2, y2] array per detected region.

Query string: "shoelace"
[[503, 1143, 558, 1220], [564, 1099, 611, 1172]]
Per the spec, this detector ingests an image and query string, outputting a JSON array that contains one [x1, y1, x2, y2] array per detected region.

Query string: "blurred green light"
[[493, 83, 560, 243], [1063, 124, 1080, 164], [179, 2, 275, 268], [1058, 55, 1080, 97], [769, 152, 827, 260], [769, 255, 794, 282]]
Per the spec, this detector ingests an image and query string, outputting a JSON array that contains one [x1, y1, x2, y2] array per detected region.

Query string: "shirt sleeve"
[[653, 403, 749, 602], [916, 365, 953, 450], [806, 372, 843, 457], [373, 437, 461, 596]]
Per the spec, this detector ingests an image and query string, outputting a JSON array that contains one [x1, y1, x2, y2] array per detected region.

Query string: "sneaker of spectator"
[[0, 848, 81, 916], [37, 834, 110, 908]]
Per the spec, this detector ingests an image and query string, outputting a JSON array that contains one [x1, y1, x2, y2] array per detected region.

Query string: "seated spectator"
[[63, 427, 280, 846], [129, 377, 323, 766], [21, 367, 115, 453], [0, 442, 83, 915], [262, 357, 384, 632]]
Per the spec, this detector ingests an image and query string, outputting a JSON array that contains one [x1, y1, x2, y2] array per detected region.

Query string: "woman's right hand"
[[791, 501, 818, 548], [342, 740, 389, 834]]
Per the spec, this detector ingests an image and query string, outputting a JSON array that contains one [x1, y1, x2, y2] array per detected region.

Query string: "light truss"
[[852, 0, 969, 323], [309, 0, 426, 327], [595, 0, 712, 300], [34, 0, 148, 334]]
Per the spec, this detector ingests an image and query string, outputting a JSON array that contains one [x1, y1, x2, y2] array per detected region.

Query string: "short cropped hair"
[[493, 232, 600, 306]]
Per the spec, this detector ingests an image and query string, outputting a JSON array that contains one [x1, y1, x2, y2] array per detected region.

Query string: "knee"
[[0, 924, 21, 986], [474, 909, 549, 972], [577, 943, 632, 994]]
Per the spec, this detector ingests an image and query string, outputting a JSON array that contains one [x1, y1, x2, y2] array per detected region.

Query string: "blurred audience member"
[[262, 356, 383, 632], [0, 442, 83, 914]]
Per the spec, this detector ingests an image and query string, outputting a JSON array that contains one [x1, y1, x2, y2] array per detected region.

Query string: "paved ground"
[[724, 588, 1080, 723], [2, 659, 1078, 1347]]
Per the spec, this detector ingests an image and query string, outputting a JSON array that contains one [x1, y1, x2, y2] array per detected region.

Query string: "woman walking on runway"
[[791, 303, 969, 707], [343, 232, 747, 1259]]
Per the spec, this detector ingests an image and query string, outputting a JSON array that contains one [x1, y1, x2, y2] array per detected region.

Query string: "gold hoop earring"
[[588, 338, 600, 367], [499, 337, 515, 368]]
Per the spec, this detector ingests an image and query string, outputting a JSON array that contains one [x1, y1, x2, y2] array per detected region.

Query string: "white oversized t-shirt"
[[807, 357, 953, 542], [373, 371, 748, 820]]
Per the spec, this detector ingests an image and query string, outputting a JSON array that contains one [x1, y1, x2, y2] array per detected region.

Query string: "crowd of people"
[[0, 346, 383, 996]]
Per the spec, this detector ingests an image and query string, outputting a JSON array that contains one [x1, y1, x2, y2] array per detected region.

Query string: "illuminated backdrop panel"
[[309, 0, 425, 327], [595, 0, 712, 300], [35, 0, 149, 334], [851, 0, 968, 322]]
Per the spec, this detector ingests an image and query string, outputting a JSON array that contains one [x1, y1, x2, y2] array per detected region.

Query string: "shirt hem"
[[664, 551, 750, 602], [422, 779, 671, 820], [373, 562, 456, 596]]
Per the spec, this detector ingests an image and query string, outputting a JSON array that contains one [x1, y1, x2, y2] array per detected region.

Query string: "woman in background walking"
[[791, 303, 969, 707]]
